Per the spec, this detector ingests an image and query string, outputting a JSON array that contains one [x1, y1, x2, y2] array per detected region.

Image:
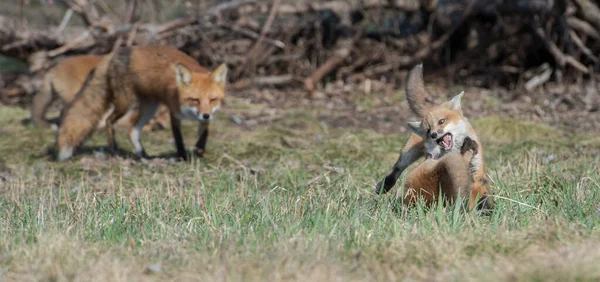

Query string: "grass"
[[0, 102, 599, 281]]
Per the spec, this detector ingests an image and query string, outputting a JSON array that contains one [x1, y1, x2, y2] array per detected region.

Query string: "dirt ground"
[[227, 78, 600, 136]]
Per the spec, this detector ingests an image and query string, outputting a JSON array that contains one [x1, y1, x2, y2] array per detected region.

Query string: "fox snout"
[[430, 129, 443, 139], [199, 113, 212, 121]]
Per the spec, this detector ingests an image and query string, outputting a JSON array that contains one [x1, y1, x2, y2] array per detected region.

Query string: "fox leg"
[[128, 101, 159, 158], [31, 74, 55, 129], [375, 133, 425, 194], [194, 121, 210, 157], [463, 142, 494, 211], [169, 112, 188, 161], [96, 105, 115, 130], [401, 159, 440, 207], [103, 104, 128, 154], [469, 171, 494, 211], [441, 137, 478, 203]]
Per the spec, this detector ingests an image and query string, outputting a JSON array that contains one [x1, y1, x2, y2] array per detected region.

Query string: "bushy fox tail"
[[31, 70, 55, 129], [406, 64, 436, 117], [55, 42, 120, 161]]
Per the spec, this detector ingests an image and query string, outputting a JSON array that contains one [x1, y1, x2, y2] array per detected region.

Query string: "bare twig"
[[566, 17, 600, 40], [146, 17, 198, 43], [205, 0, 257, 17], [218, 23, 285, 48], [572, 0, 600, 30], [57, 9, 74, 32], [126, 22, 139, 46], [304, 32, 363, 96], [234, 0, 282, 78], [47, 31, 92, 58], [125, 0, 138, 24], [525, 63, 553, 92], [59, 0, 94, 27], [534, 25, 589, 73], [232, 75, 299, 89], [251, 0, 281, 52], [569, 30, 598, 62]]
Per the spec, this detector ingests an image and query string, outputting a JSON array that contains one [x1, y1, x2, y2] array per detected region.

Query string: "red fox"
[[31, 54, 169, 132], [376, 64, 493, 211], [400, 136, 479, 207], [31, 55, 102, 129], [56, 45, 227, 161]]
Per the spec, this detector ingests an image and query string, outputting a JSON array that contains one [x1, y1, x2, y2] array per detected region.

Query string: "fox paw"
[[460, 137, 478, 155], [374, 176, 396, 195], [193, 148, 205, 158], [137, 150, 149, 159]]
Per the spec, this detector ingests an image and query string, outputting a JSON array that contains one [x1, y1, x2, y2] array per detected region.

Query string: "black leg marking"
[[194, 122, 209, 157], [169, 114, 187, 161], [375, 167, 401, 194]]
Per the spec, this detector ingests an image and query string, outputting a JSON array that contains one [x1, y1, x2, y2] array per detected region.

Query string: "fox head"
[[406, 91, 470, 159], [175, 63, 227, 122]]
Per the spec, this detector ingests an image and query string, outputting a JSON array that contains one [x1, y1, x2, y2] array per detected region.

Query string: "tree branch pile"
[[2, 0, 600, 106]]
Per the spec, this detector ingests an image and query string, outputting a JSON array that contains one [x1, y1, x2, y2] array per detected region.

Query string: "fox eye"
[[187, 98, 200, 105], [210, 98, 218, 103], [438, 118, 446, 125]]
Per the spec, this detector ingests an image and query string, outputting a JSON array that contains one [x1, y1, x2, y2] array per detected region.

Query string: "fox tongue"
[[442, 134, 452, 150]]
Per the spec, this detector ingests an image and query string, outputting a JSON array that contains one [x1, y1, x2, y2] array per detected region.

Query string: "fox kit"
[[56, 45, 227, 161], [376, 64, 493, 211], [31, 54, 169, 132], [400, 137, 478, 207], [31, 55, 102, 129]]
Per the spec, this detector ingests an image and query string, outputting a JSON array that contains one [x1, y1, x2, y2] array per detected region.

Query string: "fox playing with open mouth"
[[375, 64, 494, 211]]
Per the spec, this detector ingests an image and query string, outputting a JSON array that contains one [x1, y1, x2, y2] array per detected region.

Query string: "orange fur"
[[31, 55, 102, 128], [31, 54, 169, 132], [56, 45, 227, 161], [106, 46, 227, 160], [376, 64, 493, 211], [405, 64, 437, 117], [56, 51, 119, 161], [400, 138, 477, 208]]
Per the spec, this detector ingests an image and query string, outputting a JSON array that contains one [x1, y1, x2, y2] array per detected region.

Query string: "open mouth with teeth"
[[436, 133, 453, 150]]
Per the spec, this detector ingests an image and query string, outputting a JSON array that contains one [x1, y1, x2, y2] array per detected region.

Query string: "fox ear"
[[446, 91, 464, 110], [210, 63, 228, 86], [406, 121, 424, 136], [175, 64, 191, 86]]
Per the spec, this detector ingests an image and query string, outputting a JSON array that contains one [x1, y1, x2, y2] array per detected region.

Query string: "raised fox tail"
[[406, 64, 436, 117], [55, 40, 121, 161]]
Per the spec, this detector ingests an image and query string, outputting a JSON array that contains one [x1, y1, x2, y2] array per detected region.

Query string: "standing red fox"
[[56, 45, 227, 161], [31, 54, 170, 132], [376, 64, 493, 211]]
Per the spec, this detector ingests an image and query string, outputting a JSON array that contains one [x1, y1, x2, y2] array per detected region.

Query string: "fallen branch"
[[304, 32, 363, 96], [218, 23, 285, 48], [47, 30, 91, 58], [126, 22, 139, 46], [572, 0, 600, 30], [57, 8, 74, 32], [234, 0, 282, 78], [569, 30, 598, 62], [232, 74, 299, 89], [566, 17, 600, 40], [125, 0, 137, 24], [534, 25, 589, 73], [525, 63, 553, 91]]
